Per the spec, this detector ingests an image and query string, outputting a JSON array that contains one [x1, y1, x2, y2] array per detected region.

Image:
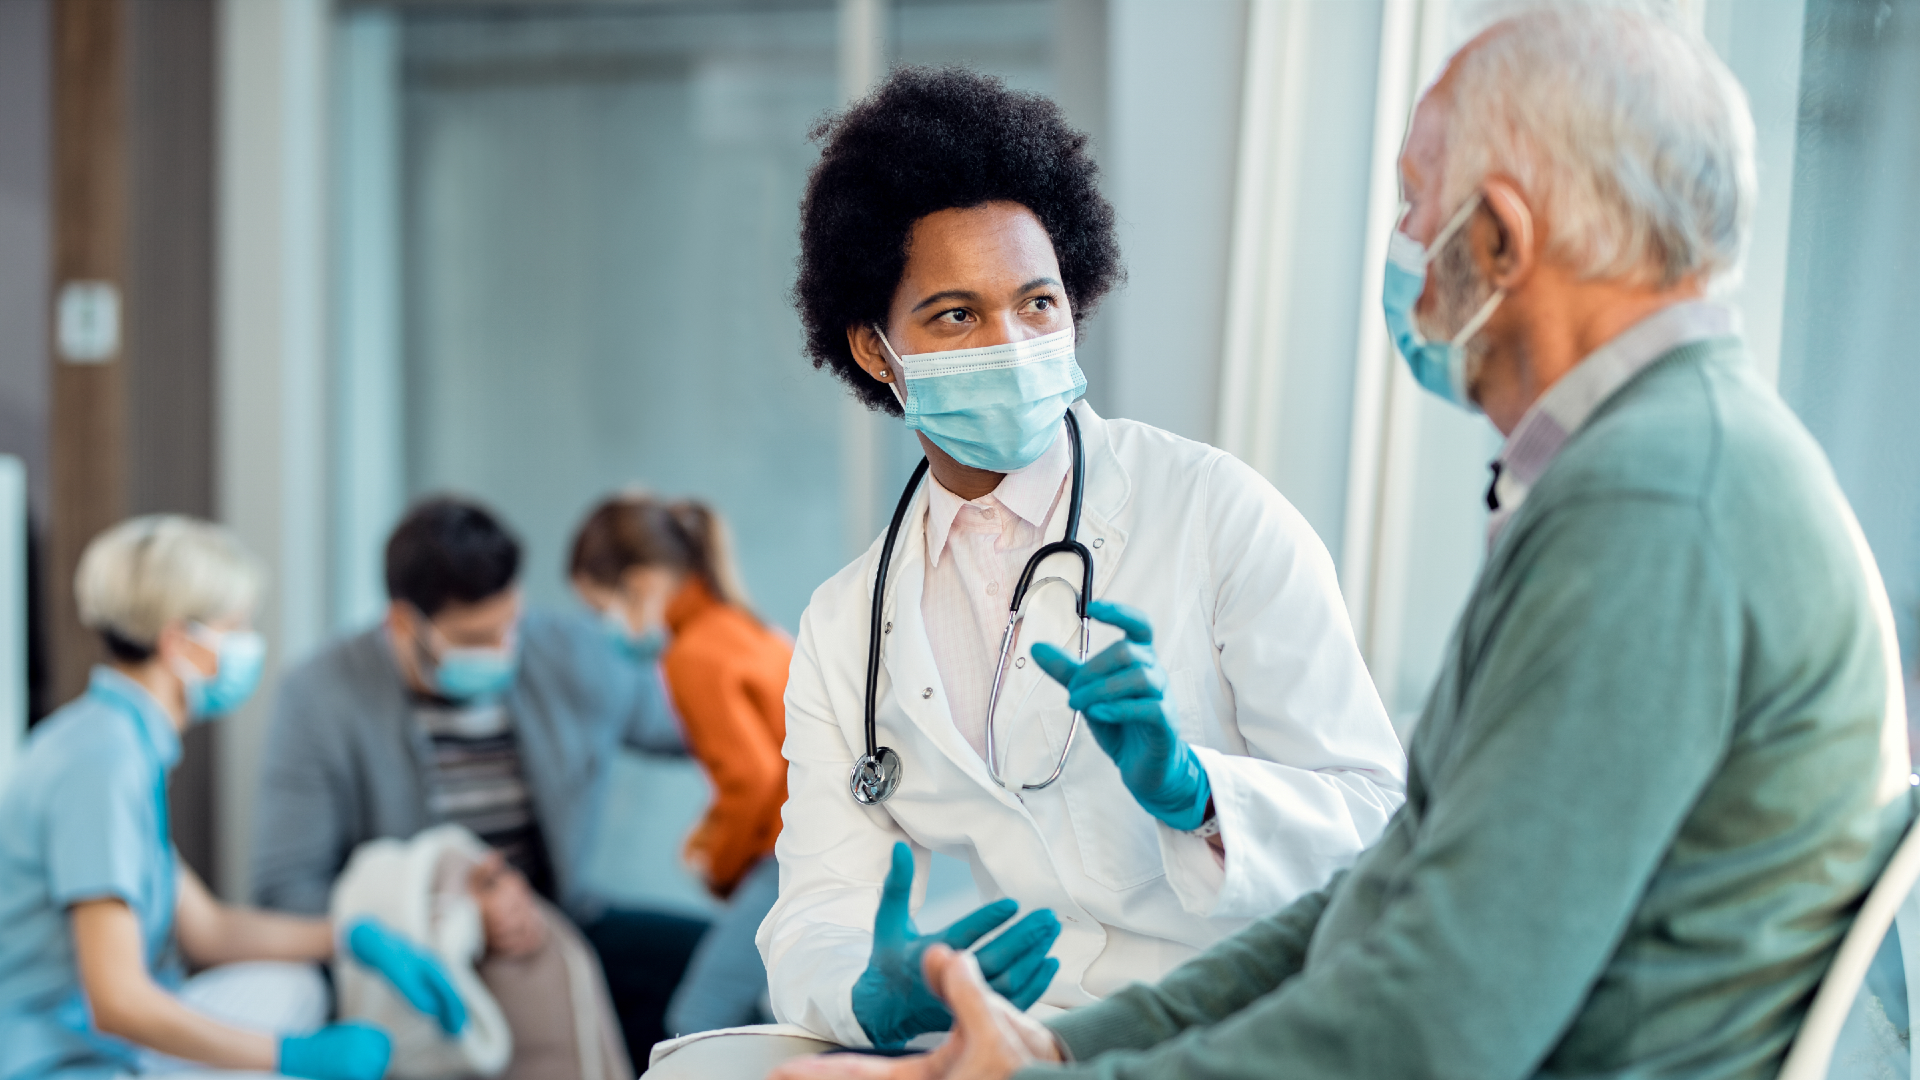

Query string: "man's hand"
[[469, 852, 547, 959], [852, 843, 1062, 1048], [772, 946, 1064, 1080], [1031, 600, 1211, 831]]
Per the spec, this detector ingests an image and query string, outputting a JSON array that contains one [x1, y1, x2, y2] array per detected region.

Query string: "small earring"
[[877, 371, 890, 380]]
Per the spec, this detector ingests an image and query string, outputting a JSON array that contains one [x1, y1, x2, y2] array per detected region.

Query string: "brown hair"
[[568, 494, 753, 613]]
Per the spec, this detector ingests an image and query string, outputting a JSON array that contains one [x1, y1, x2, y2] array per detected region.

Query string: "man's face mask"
[[875, 325, 1086, 473], [412, 605, 519, 702], [1382, 192, 1505, 410]]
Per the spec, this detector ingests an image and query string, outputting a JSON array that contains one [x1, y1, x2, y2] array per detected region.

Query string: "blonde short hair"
[[75, 515, 264, 653]]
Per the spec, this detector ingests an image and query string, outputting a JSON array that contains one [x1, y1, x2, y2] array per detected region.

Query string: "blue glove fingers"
[[1065, 664, 1168, 712], [1085, 600, 1155, 645], [873, 842, 917, 943], [1084, 698, 1180, 727], [345, 919, 468, 1036], [937, 897, 1021, 950], [1029, 641, 1083, 688], [280, 1023, 393, 1080], [972, 909, 1060, 980], [984, 932, 1055, 996], [1004, 957, 1062, 1012], [1057, 640, 1152, 687], [414, 954, 468, 1035]]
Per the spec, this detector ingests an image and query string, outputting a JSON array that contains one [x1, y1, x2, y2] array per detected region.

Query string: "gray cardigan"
[[250, 610, 683, 922]]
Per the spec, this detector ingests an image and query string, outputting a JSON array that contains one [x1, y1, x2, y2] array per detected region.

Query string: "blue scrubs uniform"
[[0, 668, 185, 1080]]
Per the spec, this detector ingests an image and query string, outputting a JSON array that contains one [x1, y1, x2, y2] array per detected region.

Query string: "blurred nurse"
[[570, 495, 793, 1036], [0, 516, 464, 1080]]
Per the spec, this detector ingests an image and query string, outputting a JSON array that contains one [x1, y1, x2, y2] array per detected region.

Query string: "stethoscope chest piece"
[[849, 746, 903, 805]]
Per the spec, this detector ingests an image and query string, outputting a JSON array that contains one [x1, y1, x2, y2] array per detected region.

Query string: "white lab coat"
[[757, 403, 1407, 1047]]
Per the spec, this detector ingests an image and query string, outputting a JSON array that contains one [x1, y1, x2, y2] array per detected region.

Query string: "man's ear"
[[1478, 176, 1536, 291]]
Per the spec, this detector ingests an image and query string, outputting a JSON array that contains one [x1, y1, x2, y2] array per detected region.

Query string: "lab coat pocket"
[[1060, 739, 1169, 893]]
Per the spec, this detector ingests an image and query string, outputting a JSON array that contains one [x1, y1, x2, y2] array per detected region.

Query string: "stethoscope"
[[850, 410, 1093, 805]]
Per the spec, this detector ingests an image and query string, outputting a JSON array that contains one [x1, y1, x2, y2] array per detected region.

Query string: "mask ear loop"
[[1424, 191, 1485, 266], [872, 326, 908, 410]]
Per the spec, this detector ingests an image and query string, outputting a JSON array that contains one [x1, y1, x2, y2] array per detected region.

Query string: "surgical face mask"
[[601, 604, 667, 663], [1382, 193, 1505, 409], [875, 325, 1086, 473], [174, 624, 267, 721], [413, 607, 519, 702]]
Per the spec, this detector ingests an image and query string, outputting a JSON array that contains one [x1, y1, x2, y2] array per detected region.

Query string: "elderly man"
[[767, 6, 1913, 1080]]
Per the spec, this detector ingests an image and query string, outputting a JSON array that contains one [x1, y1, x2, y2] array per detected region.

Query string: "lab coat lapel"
[[1070, 401, 1130, 601]]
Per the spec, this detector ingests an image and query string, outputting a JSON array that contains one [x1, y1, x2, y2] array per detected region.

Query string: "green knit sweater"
[[1033, 339, 1912, 1080]]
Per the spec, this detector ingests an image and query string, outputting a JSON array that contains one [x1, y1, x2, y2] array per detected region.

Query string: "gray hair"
[[1440, 2, 1757, 288], [75, 515, 263, 650]]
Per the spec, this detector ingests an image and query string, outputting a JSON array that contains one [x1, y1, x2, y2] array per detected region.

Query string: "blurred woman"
[[0, 516, 464, 1080], [570, 496, 792, 1036]]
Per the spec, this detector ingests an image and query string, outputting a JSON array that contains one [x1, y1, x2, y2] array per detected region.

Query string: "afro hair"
[[793, 66, 1124, 416]]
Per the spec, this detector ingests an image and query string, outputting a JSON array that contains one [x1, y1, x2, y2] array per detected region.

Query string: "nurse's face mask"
[[173, 623, 267, 721], [1382, 192, 1504, 410], [874, 324, 1086, 473]]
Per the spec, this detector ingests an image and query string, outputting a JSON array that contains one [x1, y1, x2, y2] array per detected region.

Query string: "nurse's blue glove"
[[344, 917, 469, 1035], [279, 1022, 392, 1080], [852, 842, 1062, 1049], [1032, 600, 1212, 831]]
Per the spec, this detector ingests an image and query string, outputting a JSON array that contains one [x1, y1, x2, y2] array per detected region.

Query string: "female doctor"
[[755, 68, 1407, 1054]]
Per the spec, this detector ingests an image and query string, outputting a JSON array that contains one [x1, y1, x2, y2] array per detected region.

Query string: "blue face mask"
[[431, 642, 518, 702], [410, 606, 519, 702], [601, 606, 667, 663], [1382, 193, 1505, 410], [177, 625, 267, 721], [876, 325, 1086, 473]]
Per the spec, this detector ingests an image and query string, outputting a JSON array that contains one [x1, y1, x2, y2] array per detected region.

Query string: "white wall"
[[216, 0, 331, 899], [1101, 0, 1247, 443]]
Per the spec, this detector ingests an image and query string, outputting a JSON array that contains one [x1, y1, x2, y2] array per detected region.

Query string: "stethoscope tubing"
[[853, 410, 1089, 804]]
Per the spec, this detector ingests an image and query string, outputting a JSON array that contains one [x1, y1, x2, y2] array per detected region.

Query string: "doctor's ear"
[[846, 325, 897, 383]]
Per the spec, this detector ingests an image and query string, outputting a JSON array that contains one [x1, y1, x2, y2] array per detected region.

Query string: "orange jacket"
[[661, 579, 792, 898]]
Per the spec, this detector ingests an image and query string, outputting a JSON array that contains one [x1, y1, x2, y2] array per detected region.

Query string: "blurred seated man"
[[252, 496, 701, 1060], [764, 7, 1913, 1080]]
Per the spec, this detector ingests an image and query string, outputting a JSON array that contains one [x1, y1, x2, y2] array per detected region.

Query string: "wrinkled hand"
[[345, 917, 469, 1035], [773, 946, 1062, 1080], [851, 842, 1062, 1049], [279, 1022, 393, 1080], [1031, 600, 1211, 830], [470, 852, 548, 958]]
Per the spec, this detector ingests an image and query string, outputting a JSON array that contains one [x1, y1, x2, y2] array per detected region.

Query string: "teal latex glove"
[[345, 917, 469, 1035], [280, 1022, 392, 1080], [1031, 600, 1212, 830], [851, 842, 1062, 1048]]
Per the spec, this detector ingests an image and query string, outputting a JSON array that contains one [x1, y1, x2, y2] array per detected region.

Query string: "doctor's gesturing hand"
[[1031, 601, 1212, 832], [853, 842, 1062, 1049]]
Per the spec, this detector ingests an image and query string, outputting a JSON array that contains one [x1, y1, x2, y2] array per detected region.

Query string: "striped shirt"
[[412, 697, 555, 898]]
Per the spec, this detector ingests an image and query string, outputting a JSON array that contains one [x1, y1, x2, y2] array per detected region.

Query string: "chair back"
[[1779, 817, 1920, 1080]]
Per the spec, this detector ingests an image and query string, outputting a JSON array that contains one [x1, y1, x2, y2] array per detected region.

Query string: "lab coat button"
[[1091, 537, 1104, 548], [922, 687, 934, 699], [1015, 657, 1026, 669]]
